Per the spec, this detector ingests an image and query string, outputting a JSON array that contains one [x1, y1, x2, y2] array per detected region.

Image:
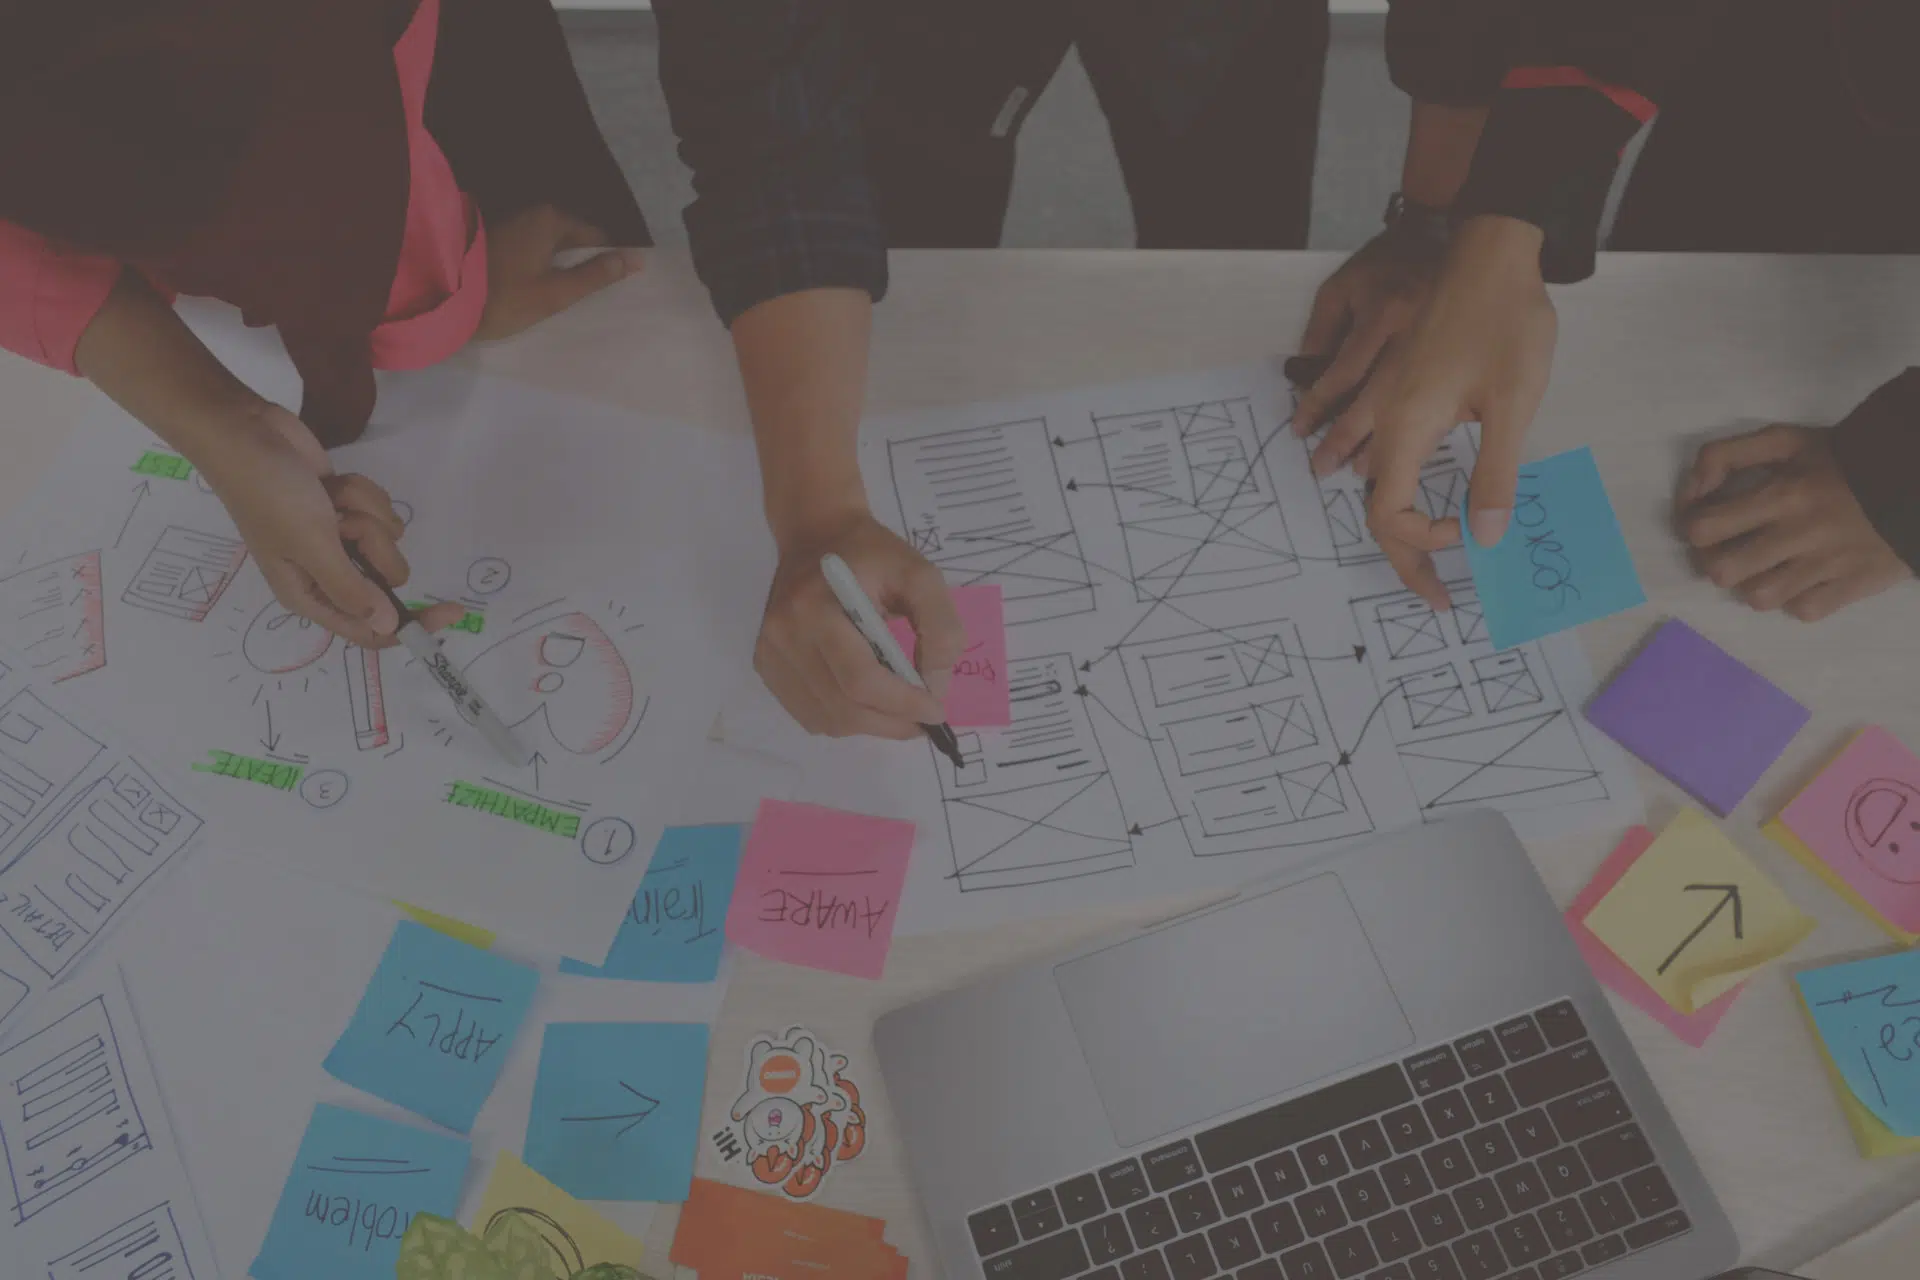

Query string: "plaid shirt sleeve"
[[654, 0, 888, 327]]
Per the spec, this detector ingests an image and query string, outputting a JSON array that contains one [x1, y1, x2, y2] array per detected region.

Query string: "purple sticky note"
[[1586, 619, 1808, 816]]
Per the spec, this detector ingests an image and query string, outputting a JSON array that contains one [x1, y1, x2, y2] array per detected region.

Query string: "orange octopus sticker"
[[711, 1027, 869, 1199]]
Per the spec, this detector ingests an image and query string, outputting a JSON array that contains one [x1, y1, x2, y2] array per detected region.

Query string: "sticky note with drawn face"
[[887, 583, 1010, 728], [1582, 809, 1814, 1015], [1771, 727, 1920, 941], [1797, 950, 1920, 1138]]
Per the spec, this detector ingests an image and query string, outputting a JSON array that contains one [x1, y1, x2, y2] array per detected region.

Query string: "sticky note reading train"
[[1583, 808, 1814, 1015], [887, 584, 1010, 727], [1798, 950, 1920, 1139], [1768, 727, 1920, 942], [726, 800, 915, 980], [561, 824, 745, 983]]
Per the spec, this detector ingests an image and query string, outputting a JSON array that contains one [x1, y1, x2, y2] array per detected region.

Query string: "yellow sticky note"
[[395, 901, 496, 951], [1798, 998, 1920, 1159], [475, 1151, 644, 1270], [1765, 818, 1920, 946], [1583, 809, 1814, 1014]]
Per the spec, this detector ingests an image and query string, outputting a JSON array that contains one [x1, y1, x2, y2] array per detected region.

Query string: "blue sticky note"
[[323, 920, 540, 1133], [523, 1021, 710, 1201], [1461, 446, 1646, 649], [1798, 951, 1920, 1137], [560, 825, 745, 982], [251, 1103, 470, 1280]]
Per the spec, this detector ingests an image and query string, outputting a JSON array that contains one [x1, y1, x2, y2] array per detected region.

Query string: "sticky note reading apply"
[[886, 584, 1010, 727], [1462, 446, 1646, 649], [1582, 809, 1814, 1015], [560, 825, 745, 982], [252, 1103, 470, 1280], [1772, 727, 1920, 941], [725, 799, 915, 980], [523, 1021, 709, 1202], [475, 1150, 645, 1268], [1797, 951, 1920, 1138], [323, 920, 540, 1133]]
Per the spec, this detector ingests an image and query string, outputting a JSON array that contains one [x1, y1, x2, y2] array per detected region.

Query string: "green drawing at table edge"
[[192, 749, 302, 791], [445, 781, 580, 839], [405, 603, 486, 633], [131, 449, 193, 480], [397, 1212, 644, 1280]]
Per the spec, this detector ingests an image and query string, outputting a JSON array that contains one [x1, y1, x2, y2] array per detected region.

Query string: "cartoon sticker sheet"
[[711, 1027, 871, 1200]]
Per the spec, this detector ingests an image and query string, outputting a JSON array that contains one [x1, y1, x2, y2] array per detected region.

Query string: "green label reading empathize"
[[193, 750, 302, 791], [405, 604, 485, 634], [132, 450, 193, 480], [444, 782, 580, 839]]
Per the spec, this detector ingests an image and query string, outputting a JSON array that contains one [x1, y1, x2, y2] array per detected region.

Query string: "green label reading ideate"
[[193, 749, 302, 791], [444, 782, 580, 839], [132, 450, 193, 480], [405, 604, 485, 634]]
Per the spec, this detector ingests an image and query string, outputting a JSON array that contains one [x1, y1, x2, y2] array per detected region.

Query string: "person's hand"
[[198, 403, 466, 647], [473, 204, 646, 341], [1293, 231, 1443, 476], [756, 509, 965, 739], [1364, 216, 1558, 608], [1677, 424, 1913, 621]]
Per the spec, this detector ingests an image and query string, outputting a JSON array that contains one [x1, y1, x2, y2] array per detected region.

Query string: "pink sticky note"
[[1779, 727, 1920, 934], [1566, 826, 1743, 1047], [725, 800, 915, 979], [887, 584, 1010, 728]]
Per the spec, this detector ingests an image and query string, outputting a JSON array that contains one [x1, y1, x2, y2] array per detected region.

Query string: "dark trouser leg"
[[1071, 0, 1329, 249], [859, 0, 1075, 247]]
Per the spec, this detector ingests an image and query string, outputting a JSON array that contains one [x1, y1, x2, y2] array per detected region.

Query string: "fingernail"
[[620, 249, 648, 275], [1470, 508, 1510, 548]]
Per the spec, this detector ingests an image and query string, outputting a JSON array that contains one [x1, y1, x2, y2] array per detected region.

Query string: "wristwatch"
[[1381, 192, 1454, 257]]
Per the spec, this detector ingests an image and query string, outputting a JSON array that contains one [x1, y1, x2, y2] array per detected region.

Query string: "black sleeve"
[[1385, 0, 1516, 108], [1832, 368, 1920, 574]]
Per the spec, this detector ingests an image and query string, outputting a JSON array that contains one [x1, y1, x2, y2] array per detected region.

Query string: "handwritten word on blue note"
[[1798, 950, 1920, 1136], [560, 825, 745, 982], [1462, 446, 1646, 650], [252, 1103, 470, 1280], [523, 1021, 710, 1202], [323, 920, 540, 1133]]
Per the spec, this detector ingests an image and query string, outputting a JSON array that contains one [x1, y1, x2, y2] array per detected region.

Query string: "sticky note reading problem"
[[725, 799, 915, 980], [323, 921, 540, 1133], [474, 1150, 645, 1269], [886, 584, 1011, 727], [1769, 727, 1920, 943], [1582, 809, 1814, 1015], [1461, 446, 1646, 649], [1798, 950, 1920, 1138], [252, 1103, 470, 1280], [560, 824, 744, 982], [523, 1021, 710, 1202]]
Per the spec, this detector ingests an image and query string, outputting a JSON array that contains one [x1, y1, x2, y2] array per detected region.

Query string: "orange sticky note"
[[724, 800, 914, 979], [887, 584, 1010, 727]]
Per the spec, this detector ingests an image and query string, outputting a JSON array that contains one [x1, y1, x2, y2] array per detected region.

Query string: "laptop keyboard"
[[969, 1002, 1690, 1280]]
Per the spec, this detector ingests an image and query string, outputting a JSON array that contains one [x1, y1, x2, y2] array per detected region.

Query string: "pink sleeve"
[[0, 220, 123, 375]]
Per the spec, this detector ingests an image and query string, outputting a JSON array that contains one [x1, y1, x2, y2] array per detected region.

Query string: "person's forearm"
[[73, 271, 266, 468], [1401, 102, 1489, 209], [731, 288, 873, 546]]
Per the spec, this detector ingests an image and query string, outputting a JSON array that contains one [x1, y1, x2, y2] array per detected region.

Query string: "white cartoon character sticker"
[[714, 1027, 868, 1199]]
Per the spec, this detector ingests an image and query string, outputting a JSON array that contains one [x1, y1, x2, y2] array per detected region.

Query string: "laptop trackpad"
[[1056, 873, 1415, 1147]]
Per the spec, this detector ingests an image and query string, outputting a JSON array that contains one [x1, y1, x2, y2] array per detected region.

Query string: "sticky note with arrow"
[[1582, 809, 1814, 1015]]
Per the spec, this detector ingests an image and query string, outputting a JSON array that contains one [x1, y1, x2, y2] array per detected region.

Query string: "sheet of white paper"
[[718, 360, 1642, 934], [0, 965, 220, 1280], [0, 308, 768, 956], [0, 649, 204, 1039], [111, 833, 738, 1278]]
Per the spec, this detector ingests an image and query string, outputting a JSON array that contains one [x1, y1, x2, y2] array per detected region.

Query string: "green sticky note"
[[132, 450, 192, 480]]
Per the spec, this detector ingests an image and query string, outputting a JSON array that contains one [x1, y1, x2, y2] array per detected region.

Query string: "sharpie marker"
[[819, 553, 967, 771], [344, 546, 529, 766]]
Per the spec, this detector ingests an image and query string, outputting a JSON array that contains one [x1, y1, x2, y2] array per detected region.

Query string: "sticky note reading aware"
[[1769, 727, 1920, 943], [1582, 809, 1814, 1015], [560, 824, 745, 982], [474, 1150, 645, 1269], [1565, 826, 1745, 1046], [323, 920, 540, 1133], [523, 1021, 710, 1202], [1586, 619, 1809, 816], [1461, 446, 1646, 650], [886, 583, 1010, 728], [253, 1103, 470, 1280], [726, 799, 915, 980], [1797, 951, 1920, 1140]]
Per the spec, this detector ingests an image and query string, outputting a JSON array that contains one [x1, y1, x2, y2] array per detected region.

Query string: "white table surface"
[[4, 250, 1918, 1276]]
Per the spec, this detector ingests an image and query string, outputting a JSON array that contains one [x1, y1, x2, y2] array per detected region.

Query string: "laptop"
[[876, 811, 1740, 1280]]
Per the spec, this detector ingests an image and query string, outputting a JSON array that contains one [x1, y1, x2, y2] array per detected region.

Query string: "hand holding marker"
[[820, 553, 967, 769]]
